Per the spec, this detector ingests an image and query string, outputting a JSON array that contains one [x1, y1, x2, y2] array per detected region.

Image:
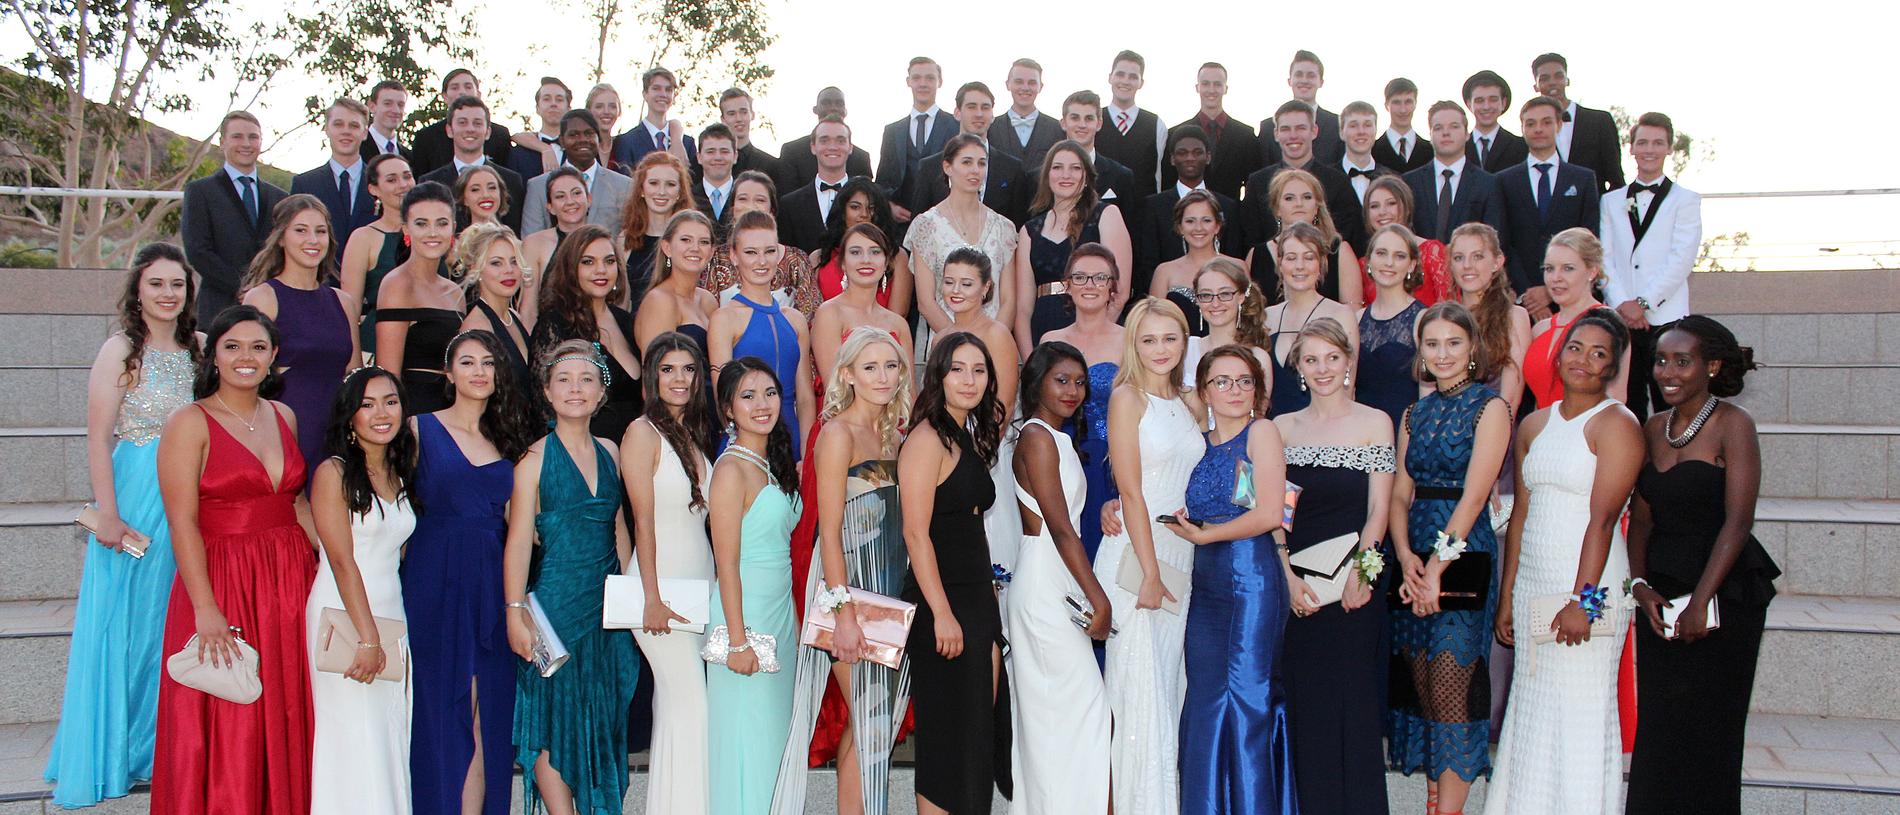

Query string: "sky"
[[11, 0, 1896, 269]]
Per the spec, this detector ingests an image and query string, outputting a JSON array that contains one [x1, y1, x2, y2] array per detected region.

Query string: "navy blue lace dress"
[[1355, 299, 1425, 433]]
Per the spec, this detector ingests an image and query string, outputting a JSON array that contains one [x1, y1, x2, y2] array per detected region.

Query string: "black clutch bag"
[[1389, 551, 1491, 611]]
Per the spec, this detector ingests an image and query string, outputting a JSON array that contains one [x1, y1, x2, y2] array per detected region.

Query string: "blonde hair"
[[1114, 297, 1190, 394], [1289, 316, 1353, 367], [822, 326, 912, 448], [455, 222, 526, 292], [1268, 169, 1339, 249], [1546, 226, 1605, 282]]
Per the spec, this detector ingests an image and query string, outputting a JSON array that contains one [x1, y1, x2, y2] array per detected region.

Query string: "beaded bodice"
[[115, 347, 194, 445]]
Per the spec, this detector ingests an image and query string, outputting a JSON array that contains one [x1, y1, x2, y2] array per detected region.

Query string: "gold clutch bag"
[[74, 503, 149, 558], [314, 607, 408, 682], [800, 588, 917, 669]]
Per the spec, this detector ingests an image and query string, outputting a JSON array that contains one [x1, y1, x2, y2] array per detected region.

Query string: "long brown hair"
[[1449, 222, 1516, 378], [116, 243, 202, 386], [620, 150, 694, 257], [1268, 169, 1339, 249], [1027, 140, 1101, 245], [240, 194, 336, 295], [536, 224, 621, 357], [1195, 258, 1266, 350], [641, 331, 715, 510]]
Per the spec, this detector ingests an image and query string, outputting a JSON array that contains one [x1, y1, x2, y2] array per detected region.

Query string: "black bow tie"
[[819, 182, 842, 192], [1562, 110, 1573, 122], [1627, 182, 1658, 196], [1347, 167, 1375, 179]]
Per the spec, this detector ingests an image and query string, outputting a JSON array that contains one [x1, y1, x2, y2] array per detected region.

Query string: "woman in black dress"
[[530, 223, 643, 440], [455, 221, 534, 386], [1625, 316, 1779, 815], [1246, 168, 1363, 309], [1012, 140, 1131, 351], [899, 331, 1011, 814]]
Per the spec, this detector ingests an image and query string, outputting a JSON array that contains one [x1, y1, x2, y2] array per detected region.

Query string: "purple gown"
[[264, 278, 352, 481]]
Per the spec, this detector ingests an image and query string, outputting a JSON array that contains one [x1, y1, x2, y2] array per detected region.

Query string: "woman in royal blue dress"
[[404, 329, 537, 815], [709, 210, 816, 458], [45, 244, 199, 808], [1171, 344, 1297, 815]]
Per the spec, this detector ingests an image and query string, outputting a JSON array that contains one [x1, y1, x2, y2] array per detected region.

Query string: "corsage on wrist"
[[1431, 530, 1467, 562], [1573, 583, 1611, 624], [816, 585, 854, 614], [1622, 576, 1649, 596], [1353, 548, 1385, 586], [991, 563, 1013, 590]]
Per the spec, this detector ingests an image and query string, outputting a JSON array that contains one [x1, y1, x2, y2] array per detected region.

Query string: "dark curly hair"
[[323, 366, 420, 517], [194, 305, 283, 399], [715, 356, 797, 497], [813, 176, 895, 269], [913, 331, 1003, 467], [116, 242, 201, 387], [641, 331, 716, 510], [536, 223, 622, 360], [1660, 315, 1758, 398], [1562, 309, 1631, 382], [443, 329, 539, 461]]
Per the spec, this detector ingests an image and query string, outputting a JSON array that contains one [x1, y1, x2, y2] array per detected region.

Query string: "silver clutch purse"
[[700, 624, 781, 673]]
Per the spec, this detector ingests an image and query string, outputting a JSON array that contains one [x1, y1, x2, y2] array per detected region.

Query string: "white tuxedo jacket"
[[1600, 179, 1700, 324]]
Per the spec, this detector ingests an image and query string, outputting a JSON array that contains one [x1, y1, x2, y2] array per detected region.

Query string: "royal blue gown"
[[729, 292, 802, 459], [1072, 361, 1118, 561], [1179, 427, 1298, 814]]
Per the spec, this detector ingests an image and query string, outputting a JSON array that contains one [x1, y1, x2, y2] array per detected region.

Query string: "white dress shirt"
[[452, 156, 489, 173], [1342, 156, 1378, 202], [1175, 180, 1208, 198], [1525, 151, 1563, 199], [368, 126, 401, 156], [814, 174, 847, 219], [1431, 157, 1468, 202], [1008, 109, 1040, 147], [328, 157, 365, 211], [1558, 101, 1578, 161], [1386, 128, 1417, 162], [911, 105, 943, 147], [1471, 125, 1501, 164]]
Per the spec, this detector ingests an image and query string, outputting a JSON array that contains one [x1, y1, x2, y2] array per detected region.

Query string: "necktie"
[[1436, 169, 1454, 239], [1479, 136, 1492, 164], [1562, 109, 1573, 122], [385, 139, 396, 155], [337, 169, 352, 215], [710, 186, 724, 217], [914, 113, 927, 149], [1117, 111, 1130, 135], [655, 129, 668, 150], [238, 176, 258, 226], [1397, 136, 1408, 160], [1535, 162, 1553, 221]]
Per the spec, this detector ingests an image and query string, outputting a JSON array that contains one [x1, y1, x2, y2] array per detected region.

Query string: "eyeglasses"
[[1208, 376, 1256, 392], [1194, 290, 1238, 304], [1067, 272, 1114, 288]]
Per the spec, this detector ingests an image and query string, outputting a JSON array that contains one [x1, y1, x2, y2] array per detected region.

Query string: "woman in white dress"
[[307, 367, 418, 815], [621, 331, 717, 815], [1487, 311, 1644, 815], [1008, 341, 1114, 813], [904, 133, 1018, 361], [1092, 297, 1204, 815]]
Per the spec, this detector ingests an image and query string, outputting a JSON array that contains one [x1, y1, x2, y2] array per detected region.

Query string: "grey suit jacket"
[[522, 165, 633, 235]]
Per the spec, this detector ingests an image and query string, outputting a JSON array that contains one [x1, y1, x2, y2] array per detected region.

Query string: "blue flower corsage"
[[1573, 583, 1611, 624], [991, 563, 1012, 590]]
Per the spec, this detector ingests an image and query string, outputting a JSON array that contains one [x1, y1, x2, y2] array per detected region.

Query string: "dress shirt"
[[1343, 156, 1378, 201], [451, 155, 489, 173], [1558, 101, 1578, 161], [912, 105, 943, 146], [368, 126, 400, 156], [1386, 128, 1417, 163], [1108, 102, 1169, 187], [643, 119, 669, 149], [1197, 111, 1231, 145], [1525, 152, 1563, 191], [1432, 157, 1468, 202], [1627, 174, 1665, 219], [703, 177, 734, 217], [222, 163, 259, 189], [569, 161, 600, 189], [1471, 125, 1501, 164], [814, 174, 846, 220], [1008, 109, 1040, 147], [329, 157, 364, 211], [1175, 180, 1209, 198]]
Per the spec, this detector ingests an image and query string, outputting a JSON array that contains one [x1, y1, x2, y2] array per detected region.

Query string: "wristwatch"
[[1633, 296, 1652, 312]]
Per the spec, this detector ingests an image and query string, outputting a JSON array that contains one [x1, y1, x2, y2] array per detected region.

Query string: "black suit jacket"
[[734, 143, 789, 191], [1240, 160, 1365, 251], [1567, 104, 1625, 193], [1162, 115, 1261, 200], [1371, 132, 1432, 174], [1497, 160, 1601, 292], [1094, 153, 1138, 215], [1258, 106, 1343, 168], [1465, 128, 1530, 174], [877, 109, 957, 200], [1134, 186, 1246, 297], [1402, 162, 1508, 244], [779, 136, 873, 190], [358, 134, 412, 163], [987, 112, 1065, 173], [180, 170, 288, 322], [907, 145, 1031, 226], [410, 120, 513, 178], [419, 161, 526, 234], [777, 184, 834, 254], [288, 162, 377, 240]]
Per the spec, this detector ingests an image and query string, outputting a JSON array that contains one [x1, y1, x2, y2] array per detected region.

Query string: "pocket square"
[[1564, 186, 1578, 196]]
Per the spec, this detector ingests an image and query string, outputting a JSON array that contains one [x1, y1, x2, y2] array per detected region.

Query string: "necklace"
[[1436, 374, 1474, 396], [214, 392, 262, 433], [1664, 396, 1719, 448]]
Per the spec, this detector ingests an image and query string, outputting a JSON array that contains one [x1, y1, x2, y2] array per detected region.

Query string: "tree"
[[575, 0, 776, 117], [0, 0, 288, 266], [1611, 106, 1713, 178], [291, 0, 475, 136]]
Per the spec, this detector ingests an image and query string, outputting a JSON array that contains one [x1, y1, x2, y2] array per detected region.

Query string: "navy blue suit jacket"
[[611, 126, 697, 174], [289, 162, 376, 241], [1402, 162, 1508, 244], [1497, 160, 1601, 293]]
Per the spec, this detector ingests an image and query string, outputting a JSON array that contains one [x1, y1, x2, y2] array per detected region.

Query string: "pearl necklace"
[[1664, 396, 1719, 449]]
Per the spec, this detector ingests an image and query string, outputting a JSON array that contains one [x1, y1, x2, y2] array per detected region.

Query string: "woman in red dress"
[[151, 305, 318, 815]]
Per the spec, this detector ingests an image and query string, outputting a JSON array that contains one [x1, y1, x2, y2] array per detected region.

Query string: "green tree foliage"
[[1611, 106, 1712, 178], [577, 0, 776, 118], [292, 0, 475, 136]]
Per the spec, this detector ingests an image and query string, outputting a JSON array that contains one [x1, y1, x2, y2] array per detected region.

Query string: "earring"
[[1344, 369, 1353, 387], [348, 428, 358, 445], [1298, 373, 1307, 392], [1467, 358, 1478, 374], [725, 420, 736, 438]]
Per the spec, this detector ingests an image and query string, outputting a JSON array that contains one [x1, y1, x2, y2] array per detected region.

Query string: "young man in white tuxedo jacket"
[[1602, 111, 1701, 419]]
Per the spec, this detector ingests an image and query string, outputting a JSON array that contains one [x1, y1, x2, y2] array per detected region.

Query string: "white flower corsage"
[[815, 585, 853, 614], [1431, 530, 1467, 562], [1354, 548, 1385, 586]]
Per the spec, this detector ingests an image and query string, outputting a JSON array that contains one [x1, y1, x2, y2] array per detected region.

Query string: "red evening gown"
[[150, 404, 317, 815]]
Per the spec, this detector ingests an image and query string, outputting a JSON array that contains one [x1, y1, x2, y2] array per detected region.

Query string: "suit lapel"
[[1631, 178, 1673, 246]]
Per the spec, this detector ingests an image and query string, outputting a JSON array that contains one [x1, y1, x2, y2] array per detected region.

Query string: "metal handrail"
[[0, 186, 182, 200]]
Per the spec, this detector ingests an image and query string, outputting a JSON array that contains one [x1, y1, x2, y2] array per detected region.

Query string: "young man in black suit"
[[1258, 50, 1342, 167], [1463, 70, 1529, 172], [418, 96, 526, 234], [1498, 95, 1601, 318], [1136, 125, 1245, 295], [1533, 53, 1625, 193], [1241, 100, 1363, 250], [905, 82, 1031, 225], [1060, 90, 1137, 210], [1163, 63, 1259, 199], [1096, 50, 1168, 200], [290, 97, 376, 241], [779, 87, 874, 189], [777, 116, 854, 253], [877, 57, 956, 222], [181, 111, 287, 323], [410, 69, 513, 176], [718, 87, 787, 189], [1371, 78, 1431, 173], [507, 76, 571, 182], [1339, 100, 1395, 205], [990, 58, 1064, 172], [1402, 100, 1507, 244], [360, 80, 410, 161]]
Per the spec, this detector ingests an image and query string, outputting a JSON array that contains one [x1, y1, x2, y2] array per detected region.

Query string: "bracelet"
[[504, 600, 530, 610], [1431, 530, 1467, 562], [815, 585, 854, 614], [1573, 583, 1611, 623], [357, 642, 383, 650], [1353, 548, 1386, 586], [727, 641, 752, 654], [1623, 577, 1649, 595]]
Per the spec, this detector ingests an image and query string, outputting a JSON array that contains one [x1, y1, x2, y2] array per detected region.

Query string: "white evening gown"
[[1090, 392, 1204, 815], [307, 494, 416, 815], [1007, 419, 1109, 815], [1485, 398, 1629, 815], [633, 437, 714, 815]]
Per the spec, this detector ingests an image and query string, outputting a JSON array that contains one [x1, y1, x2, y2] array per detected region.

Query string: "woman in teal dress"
[[339, 152, 414, 349], [503, 339, 639, 815], [706, 356, 801, 814], [45, 244, 198, 808], [1386, 302, 1513, 815]]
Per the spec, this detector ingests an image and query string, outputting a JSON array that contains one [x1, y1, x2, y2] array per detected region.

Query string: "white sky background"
[[9, 0, 1894, 266]]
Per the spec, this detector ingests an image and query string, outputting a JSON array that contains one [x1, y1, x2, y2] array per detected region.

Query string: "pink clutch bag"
[[799, 588, 917, 669]]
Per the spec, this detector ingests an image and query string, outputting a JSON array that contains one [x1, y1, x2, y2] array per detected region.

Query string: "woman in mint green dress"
[[503, 339, 639, 815], [707, 356, 802, 814]]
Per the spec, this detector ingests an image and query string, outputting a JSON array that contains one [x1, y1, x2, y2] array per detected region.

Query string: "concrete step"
[[1734, 362, 1900, 426], [1715, 311, 1900, 366], [1757, 423, 1900, 501], [0, 504, 87, 603], [0, 430, 89, 505], [0, 368, 89, 430], [1757, 497, 1900, 600], [0, 316, 113, 368], [1754, 595, 1900, 721], [0, 600, 74, 726]]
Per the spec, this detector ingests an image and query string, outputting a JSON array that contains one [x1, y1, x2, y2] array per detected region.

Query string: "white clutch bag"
[[603, 574, 710, 633], [1115, 548, 1190, 615], [524, 593, 570, 678], [1662, 594, 1720, 639], [701, 625, 781, 673], [1286, 533, 1360, 608], [166, 633, 262, 704], [1527, 592, 1622, 645]]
